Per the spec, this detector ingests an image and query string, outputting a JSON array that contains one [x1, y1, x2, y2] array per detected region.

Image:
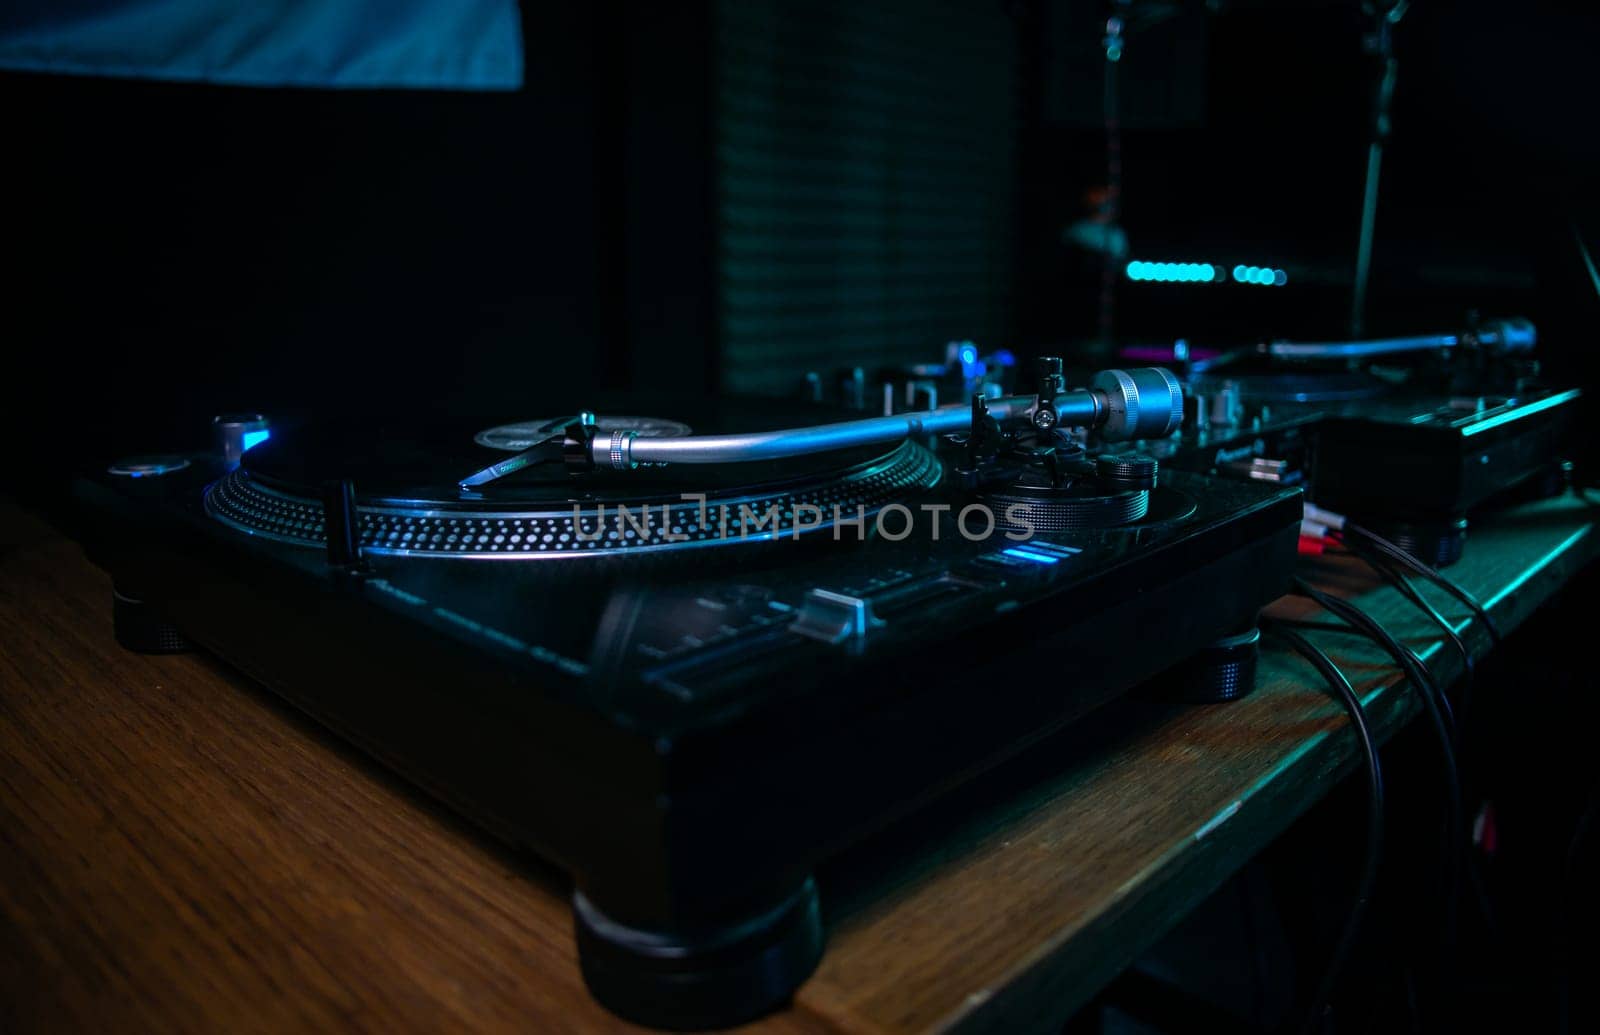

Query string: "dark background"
[[6, 0, 1599, 474]]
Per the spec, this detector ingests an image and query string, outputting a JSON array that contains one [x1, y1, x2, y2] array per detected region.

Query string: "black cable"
[[1310, 551, 1501, 937], [1290, 577, 1464, 957], [1262, 618, 1385, 1035], [1290, 577, 1458, 787], [1342, 522, 1502, 645], [1354, 545, 1474, 688], [1367, 543, 1502, 938], [1348, 543, 1474, 743], [1297, 577, 1458, 736]]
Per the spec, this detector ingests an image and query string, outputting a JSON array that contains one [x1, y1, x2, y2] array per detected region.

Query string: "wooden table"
[[2, 495, 1594, 1033]]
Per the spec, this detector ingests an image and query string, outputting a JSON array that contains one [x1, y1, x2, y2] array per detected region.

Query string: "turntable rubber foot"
[[1172, 627, 1260, 703], [112, 588, 194, 654], [572, 876, 824, 1029]]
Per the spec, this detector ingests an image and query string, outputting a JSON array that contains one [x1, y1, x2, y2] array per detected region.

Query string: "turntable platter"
[[206, 400, 943, 558]]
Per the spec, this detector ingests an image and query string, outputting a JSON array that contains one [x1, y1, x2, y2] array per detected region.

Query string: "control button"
[[792, 589, 883, 645]]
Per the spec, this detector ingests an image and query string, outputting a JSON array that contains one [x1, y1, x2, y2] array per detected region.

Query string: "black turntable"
[[65, 361, 1301, 1028], [1125, 324, 1584, 565]]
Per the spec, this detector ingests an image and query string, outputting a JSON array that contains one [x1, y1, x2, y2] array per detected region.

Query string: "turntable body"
[[68, 393, 1300, 1028]]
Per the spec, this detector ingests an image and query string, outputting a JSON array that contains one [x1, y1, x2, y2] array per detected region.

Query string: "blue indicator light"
[[1126, 261, 1228, 285], [1273, 269, 1288, 286], [1232, 265, 1247, 282], [960, 344, 978, 365], [242, 429, 271, 452], [1002, 547, 1061, 565], [1013, 540, 1082, 558]]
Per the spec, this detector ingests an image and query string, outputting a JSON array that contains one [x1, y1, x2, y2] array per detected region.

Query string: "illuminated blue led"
[[1232, 265, 1248, 282], [1126, 260, 1228, 284], [1273, 269, 1288, 286], [1003, 547, 1061, 565], [960, 344, 978, 365], [242, 429, 271, 451]]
